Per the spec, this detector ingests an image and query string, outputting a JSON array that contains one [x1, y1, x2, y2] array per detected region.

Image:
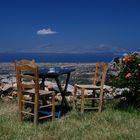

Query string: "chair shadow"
[[111, 98, 140, 113]]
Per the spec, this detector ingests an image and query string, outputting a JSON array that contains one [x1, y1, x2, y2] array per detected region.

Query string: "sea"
[[0, 52, 123, 63]]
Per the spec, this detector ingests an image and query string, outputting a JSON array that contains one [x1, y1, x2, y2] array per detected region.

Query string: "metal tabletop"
[[39, 67, 75, 78]]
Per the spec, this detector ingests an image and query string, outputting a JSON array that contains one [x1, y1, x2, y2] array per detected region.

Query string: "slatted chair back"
[[15, 60, 55, 125], [93, 62, 106, 86], [97, 63, 108, 112], [15, 59, 36, 92], [73, 62, 108, 113], [15, 60, 39, 124]]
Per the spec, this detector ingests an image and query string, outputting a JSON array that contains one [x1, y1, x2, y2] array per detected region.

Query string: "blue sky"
[[0, 0, 140, 53]]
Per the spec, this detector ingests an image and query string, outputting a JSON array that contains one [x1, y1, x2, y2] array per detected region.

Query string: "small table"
[[39, 67, 75, 113]]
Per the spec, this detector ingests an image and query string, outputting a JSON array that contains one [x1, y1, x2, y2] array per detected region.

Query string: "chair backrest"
[[15, 59, 39, 97], [93, 62, 108, 86], [15, 59, 35, 65], [94, 63, 108, 112]]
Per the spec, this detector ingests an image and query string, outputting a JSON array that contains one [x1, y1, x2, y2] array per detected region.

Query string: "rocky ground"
[[0, 62, 100, 101]]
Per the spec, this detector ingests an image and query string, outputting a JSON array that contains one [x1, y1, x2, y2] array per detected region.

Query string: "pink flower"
[[138, 64, 140, 67], [125, 73, 132, 78], [115, 77, 119, 80]]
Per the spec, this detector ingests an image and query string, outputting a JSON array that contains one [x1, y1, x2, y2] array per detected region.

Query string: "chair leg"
[[98, 93, 103, 112], [34, 95, 39, 125], [80, 88, 85, 114], [51, 92, 55, 121], [98, 101, 102, 112], [19, 103, 23, 122], [73, 85, 77, 110], [19, 93, 24, 122], [92, 90, 96, 107]]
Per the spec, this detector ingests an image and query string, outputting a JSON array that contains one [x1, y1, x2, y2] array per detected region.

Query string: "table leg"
[[64, 73, 70, 93], [55, 73, 71, 112], [40, 77, 45, 90]]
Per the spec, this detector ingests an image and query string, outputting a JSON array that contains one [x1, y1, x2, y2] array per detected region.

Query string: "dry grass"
[[0, 100, 140, 140], [0, 99, 18, 115]]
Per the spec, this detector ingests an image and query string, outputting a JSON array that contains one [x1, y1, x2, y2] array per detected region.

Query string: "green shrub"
[[108, 52, 140, 107]]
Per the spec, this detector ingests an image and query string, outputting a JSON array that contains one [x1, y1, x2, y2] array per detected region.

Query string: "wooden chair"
[[15, 59, 55, 125], [73, 62, 108, 113]]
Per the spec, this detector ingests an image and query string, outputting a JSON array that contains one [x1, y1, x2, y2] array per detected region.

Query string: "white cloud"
[[37, 28, 57, 35]]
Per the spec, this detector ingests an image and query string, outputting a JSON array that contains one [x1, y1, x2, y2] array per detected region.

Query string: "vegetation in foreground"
[[0, 100, 140, 140], [107, 52, 140, 107]]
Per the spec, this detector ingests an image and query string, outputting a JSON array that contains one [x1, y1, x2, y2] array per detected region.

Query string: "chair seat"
[[75, 84, 109, 90], [25, 89, 53, 95], [75, 84, 101, 90], [39, 90, 54, 96]]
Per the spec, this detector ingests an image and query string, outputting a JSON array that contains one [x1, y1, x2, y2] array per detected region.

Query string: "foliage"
[[108, 52, 140, 106]]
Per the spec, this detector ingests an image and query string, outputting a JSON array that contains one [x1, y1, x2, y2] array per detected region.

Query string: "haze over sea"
[[0, 52, 122, 63]]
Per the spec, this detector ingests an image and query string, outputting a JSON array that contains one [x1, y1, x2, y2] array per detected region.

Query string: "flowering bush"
[[108, 52, 140, 106]]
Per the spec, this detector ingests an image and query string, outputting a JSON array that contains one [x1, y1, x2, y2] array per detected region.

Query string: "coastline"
[[0, 52, 116, 63], [0, 62, 96, 84]]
